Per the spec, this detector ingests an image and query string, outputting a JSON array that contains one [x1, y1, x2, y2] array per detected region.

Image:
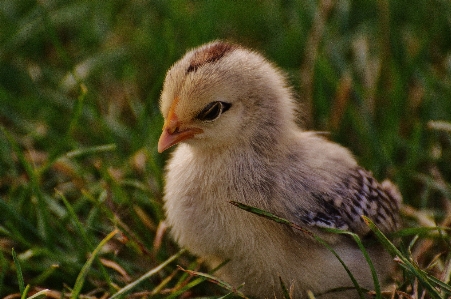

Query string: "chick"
[[158, 41, 401, 298]]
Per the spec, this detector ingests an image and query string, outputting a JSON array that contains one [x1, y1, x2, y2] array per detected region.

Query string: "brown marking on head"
[[186, 42, 237, 73]]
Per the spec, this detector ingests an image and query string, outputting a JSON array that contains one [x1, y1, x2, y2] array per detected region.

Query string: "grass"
[[1, 0, 451, 297]]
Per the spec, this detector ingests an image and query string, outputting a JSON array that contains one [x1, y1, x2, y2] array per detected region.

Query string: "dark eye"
[[197, 101, 231, 121]]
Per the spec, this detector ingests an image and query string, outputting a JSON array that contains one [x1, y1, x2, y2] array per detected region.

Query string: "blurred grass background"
[[0, 0, 451, 297]]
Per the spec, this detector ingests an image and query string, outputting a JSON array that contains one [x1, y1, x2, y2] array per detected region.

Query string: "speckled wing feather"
[[300, 167, 402, 237]]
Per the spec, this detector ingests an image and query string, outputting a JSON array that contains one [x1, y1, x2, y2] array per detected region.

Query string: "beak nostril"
[[164, 117, 179, 135], [168, 126, 180, 134]]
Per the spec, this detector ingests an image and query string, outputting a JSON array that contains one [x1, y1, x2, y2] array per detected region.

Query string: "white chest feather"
[[163, 145, 275, 257]]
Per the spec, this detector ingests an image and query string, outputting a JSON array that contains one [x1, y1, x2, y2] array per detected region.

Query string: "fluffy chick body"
[[159, 41, 401, 298]]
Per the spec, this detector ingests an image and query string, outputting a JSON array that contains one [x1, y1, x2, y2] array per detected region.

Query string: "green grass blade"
[[362, 216, 450, 298], [0, 199, 39, 242], [425, 274, 451, 294], [20, 284, 30, 299], [1, 126, 52, 245], [64, 144, 117, 159], [324, 227, 381, 299], [392, 227, 451, 238], [164, 277, 206, 299], [109, 248, 186, 299], [279, 276, 291, 299], [68, 84, 87, 138], [165, 258, 230, 299], [312, 237, 366, 299], [56, 190, 113, 292], [56, 190, 91, 252], [71, 229, 118, 299], [12, 248, 25, 295], [229, 201, 313, 236], [177, 266, 248, 298], [30, 265, 58, 286]]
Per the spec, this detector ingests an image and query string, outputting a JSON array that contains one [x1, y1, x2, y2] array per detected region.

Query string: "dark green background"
[[0, 0, 450, 297]]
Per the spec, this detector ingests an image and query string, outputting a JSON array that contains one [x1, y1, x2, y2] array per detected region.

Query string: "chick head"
[[158, 41, 297, 153]]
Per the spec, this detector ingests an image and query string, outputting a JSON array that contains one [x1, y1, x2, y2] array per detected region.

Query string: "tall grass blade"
[[12, 248, 25, 295], [312, 237, 366, 299], [71, 229, 118, 299], [363, 216, 451, 298], [0, 199, 39, 240], [393, 227, 451, 238], [324, 228, 382, 299], [56, 190, 91, 252], [68, 83, 87, 138], [20, 284, 30, 299], [1, 126, 52, 245], [65, 144, 117, 158], [56, 190, 113, 291]]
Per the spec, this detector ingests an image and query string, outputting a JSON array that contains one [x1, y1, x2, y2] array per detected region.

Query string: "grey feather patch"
[[299, 167, 401, 236], [299, 192, 349, 230], [301, 210, 349, 230]]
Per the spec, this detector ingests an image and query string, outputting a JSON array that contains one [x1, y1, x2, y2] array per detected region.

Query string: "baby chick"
[[158, 41, 401, 298]]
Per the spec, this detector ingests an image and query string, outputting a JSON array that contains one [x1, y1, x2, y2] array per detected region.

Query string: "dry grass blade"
[[300, 0, 337, 127], [26, 289, 49, 299], [109, 248, 186, 299]]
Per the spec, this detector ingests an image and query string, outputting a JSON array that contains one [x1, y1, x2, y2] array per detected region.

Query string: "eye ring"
[[197, 101, 231, 122]]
